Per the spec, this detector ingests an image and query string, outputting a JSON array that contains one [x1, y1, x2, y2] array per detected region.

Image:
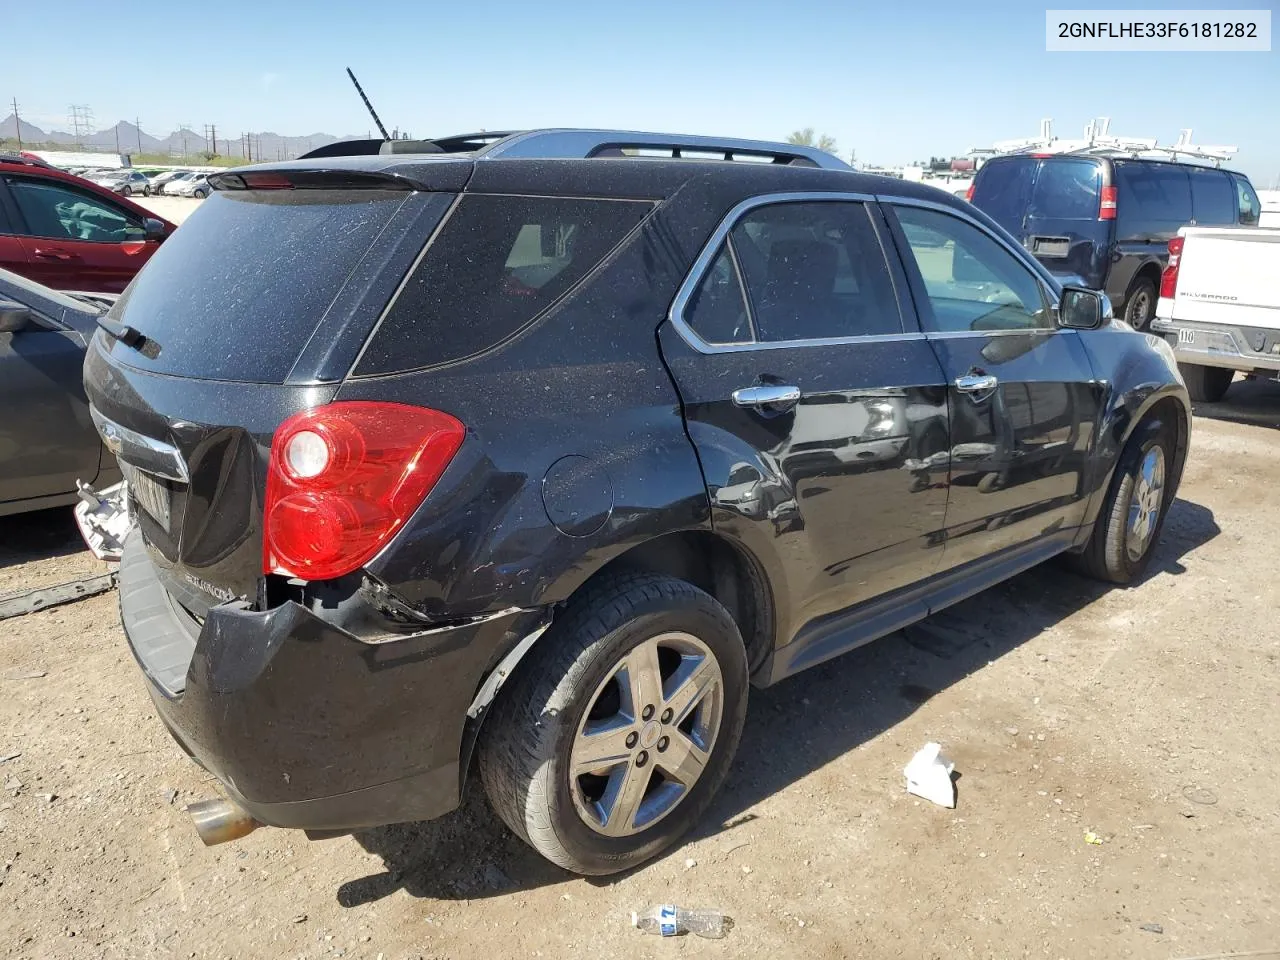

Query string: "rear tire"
[[1072, 417, 1175, 584], [479, 572, 748, 876], [1179, 363, 1234, 403], [1122, 277, 1157, 330], [143, 186, 150, 197]]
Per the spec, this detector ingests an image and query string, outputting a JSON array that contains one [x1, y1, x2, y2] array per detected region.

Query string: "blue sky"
[[8, 0, 1279, 183]]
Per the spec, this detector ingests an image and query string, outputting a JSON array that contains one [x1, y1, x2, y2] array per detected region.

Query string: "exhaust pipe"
[[187, 797, 262, 846]]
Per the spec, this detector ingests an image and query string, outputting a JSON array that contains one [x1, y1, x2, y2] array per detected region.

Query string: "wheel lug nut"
[[660, 708, 673, 724], [657, 736, 669, 752], [642, 705, 655, 721], [625, 732, 639, 749], [636, 750, 649, 767]]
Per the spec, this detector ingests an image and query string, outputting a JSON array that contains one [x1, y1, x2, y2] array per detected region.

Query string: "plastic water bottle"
[[631, 905, 731, 939]]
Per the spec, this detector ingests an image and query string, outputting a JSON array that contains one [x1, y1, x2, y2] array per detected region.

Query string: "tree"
[[786, 128, 838, 155]]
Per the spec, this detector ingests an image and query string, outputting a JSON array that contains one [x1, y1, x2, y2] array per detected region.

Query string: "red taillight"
[[964, 182, 975, 203], [263, 402, 465, 580], [1160, 236, 1185, 299], [1099, 185, 1118, 220], [242, 172, 295, 190]]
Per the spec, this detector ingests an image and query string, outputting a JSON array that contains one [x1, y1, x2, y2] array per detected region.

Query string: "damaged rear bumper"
[[117, 531, 549, 832]]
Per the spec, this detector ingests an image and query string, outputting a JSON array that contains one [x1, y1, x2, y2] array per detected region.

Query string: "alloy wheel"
[[569, 632, 724, 838], [1126, 446, 1166, 562]]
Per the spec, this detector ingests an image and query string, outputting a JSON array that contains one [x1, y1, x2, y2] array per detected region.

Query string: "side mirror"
[[0, 300, 33, 334], [143, 217, 168, 242], [1058, 286, 1109, 330]]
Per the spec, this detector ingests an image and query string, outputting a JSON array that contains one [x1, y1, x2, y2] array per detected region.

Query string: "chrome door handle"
[[731, 384, 802, 409], [954, 373, 998, 393]]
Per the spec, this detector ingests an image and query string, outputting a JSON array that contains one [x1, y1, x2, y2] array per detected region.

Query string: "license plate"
[[1177, 328, 1196, 345], [1031, 237, 1070, 258], [122, 463, 171, 531]]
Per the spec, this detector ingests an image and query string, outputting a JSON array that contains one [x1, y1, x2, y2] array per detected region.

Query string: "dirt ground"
[[2, 379, 1278, 960], [136, 196, 201, 225]]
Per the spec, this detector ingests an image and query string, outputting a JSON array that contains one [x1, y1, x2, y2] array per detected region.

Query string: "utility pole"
[[136, 116, 142, 154], [179, 123, 190, 159], [10, 98, 21, 150], [114, 122, 120, 155]]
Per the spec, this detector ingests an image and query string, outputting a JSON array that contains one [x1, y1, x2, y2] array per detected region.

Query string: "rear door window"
[[1113, 162, 1191, 238], [970, 158, 1037, 234], [355, 195, 652, 375], [1188, 168, 1236, 225], [1028, 159, 1102, 220], [727, 201, 902, 343]]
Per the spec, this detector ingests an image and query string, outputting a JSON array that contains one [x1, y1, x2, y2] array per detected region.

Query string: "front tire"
[[1073, 418, 1174, 584], [1179, 363, 1234, 403], [1123, 277, 1157, 330], [121, 185, 132, 197], [143, 185, 151, 196], [193, 188, 206, 199], [479, 572, 749, 875]]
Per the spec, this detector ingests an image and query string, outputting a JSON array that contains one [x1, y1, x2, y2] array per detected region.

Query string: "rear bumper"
[[118, 531, 547, 831], [1151, 315, 1280, 374]]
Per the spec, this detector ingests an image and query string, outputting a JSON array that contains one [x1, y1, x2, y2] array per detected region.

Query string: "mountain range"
[[0, 115, 365, 161]]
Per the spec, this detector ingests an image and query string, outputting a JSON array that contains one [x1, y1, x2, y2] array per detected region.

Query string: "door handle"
[[954, 373, 999, 393], [32, 248, 78, 261], [731, 384, 802, 410]]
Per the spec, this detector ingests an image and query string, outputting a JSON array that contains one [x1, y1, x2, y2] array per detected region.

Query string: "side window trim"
[[723, 236, 758, 342], [879, 196, 1060, 337], [668, 190, 916, 354]]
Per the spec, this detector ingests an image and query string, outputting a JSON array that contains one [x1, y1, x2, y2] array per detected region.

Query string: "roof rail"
[[298, 128, 851, 170]]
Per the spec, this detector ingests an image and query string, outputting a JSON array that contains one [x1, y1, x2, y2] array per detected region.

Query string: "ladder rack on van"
[[971, 118, 1238, 167], [299, 129, 853, 171]]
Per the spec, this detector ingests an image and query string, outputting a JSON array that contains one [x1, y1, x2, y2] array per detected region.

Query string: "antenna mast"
[[346, 68, 391, 141]]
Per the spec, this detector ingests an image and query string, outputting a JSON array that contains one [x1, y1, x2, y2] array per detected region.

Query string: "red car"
[[0, 154, 176, 294]]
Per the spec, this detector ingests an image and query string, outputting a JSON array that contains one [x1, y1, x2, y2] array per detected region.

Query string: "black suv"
[[969, 154, 1261, 330], [85, 129, 1190, 876]]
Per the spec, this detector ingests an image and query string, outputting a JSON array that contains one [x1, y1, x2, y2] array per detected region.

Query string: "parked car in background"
[[0, 267, 120, 516], [1152, 224, 1280, 401], [149, 170, 186, 193], [0, 154, 176, 293], [969, 155, 1261, 330], [169, 173, 211, 198], [89, 169, 153, 197], [80, 129, 1190, 877]]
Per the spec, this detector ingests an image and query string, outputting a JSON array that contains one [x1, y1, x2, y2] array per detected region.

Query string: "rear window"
[[1029, 159, 1102, 220], [109, 190, 413, 382], [354, 195, 652, 376], [970, 158, 1036, 233]]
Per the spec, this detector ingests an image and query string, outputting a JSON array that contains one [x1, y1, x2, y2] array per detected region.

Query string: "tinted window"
[[684, 245, 751, 345], [1188, 168, 1235, 225], [1231, 174, 1261, 225], [970, 157, 1037, 234], [894, 205, 1050, 333], [357, 195, 651, 375], [5, 176, 144, 242], [1030, 159, 1102, 220], [1113, 162, 1191, 238], [728, 201, 901, 342], [112, 189, 413, 382]]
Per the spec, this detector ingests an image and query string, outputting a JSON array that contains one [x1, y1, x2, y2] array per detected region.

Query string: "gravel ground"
[[1, 379, 1278, 960]]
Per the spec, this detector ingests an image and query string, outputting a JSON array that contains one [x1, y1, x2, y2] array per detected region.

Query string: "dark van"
[[969, 155, 1261, 329]]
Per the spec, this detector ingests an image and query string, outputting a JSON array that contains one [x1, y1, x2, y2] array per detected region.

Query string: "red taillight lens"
[[1160, 236, 1185, 299], [1099, 185, 1118, 220], [263, 402, 465, 580], [964, 182, 975, 203]]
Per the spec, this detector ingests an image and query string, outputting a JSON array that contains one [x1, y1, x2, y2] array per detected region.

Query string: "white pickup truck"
[[1152, 225, 1280, 402]]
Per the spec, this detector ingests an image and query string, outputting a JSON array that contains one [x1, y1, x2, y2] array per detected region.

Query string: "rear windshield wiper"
[[95, 315, 150, 351]]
